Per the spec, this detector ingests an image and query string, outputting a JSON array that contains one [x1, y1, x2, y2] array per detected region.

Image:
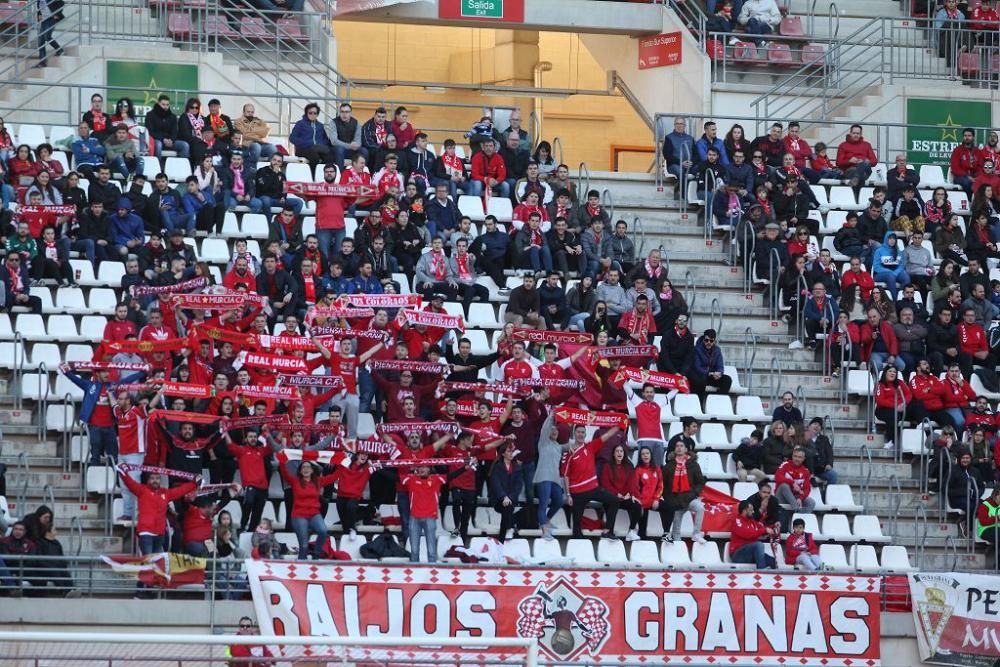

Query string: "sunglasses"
[[239, 624, 254, 629], [753, 154, 763, 158]]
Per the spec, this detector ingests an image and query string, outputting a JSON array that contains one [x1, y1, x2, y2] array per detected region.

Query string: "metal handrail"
[[768, 357, 781, 407], [865, 364, 877, 435], [795, 385, 808, 425], [936, 448, 953, 513], [104, 458, 115, 536], [741, 327, 757, 394], [914, 503, 929, 569], [823, 414, 836, 449], [633, 216, 646, 259], [528, 110, 540, 153], [37, 362, 50, 441], [943, 535, 959, 572], [684, 270, 697, 322], [767, 248, 781, 321], [551, 136, 565, 168], [735, 219, 755, 294], [828, 2, 840, 39], [917, 419, 933, 497], [60, 394, 73, 472], [858, 444, 872, 509], [11, 332, 23, 411], [577, 162, 591, 202], [42, 483, 56, 512], [69, 516, 83, 557], [886, 474, 902, 538], [709, 298, 723, 336]]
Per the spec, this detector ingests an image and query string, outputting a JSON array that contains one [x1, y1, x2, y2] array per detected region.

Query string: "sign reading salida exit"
[[439, 0, 525, 22]]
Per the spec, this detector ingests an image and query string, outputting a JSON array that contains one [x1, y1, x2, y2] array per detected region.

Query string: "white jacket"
[[738, 0, 782, 26]]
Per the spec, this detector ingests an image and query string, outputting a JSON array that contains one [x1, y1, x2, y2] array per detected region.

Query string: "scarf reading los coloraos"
[[402, 309, 465, 332], [336, 294, 422, 309]]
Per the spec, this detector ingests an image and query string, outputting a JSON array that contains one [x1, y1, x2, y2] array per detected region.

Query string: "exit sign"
[[439, 0, 524, 22]]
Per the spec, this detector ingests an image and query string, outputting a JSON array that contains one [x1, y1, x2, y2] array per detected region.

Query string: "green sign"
[[461, 0, 504, 18], [906, 97, 992, 167], [106, 61, 199, 123]]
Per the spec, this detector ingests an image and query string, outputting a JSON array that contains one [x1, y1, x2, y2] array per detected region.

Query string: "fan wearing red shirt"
[[562, 423, 622, 539], [117, 466, 199, 554], [113, 387, 163, 522], [371, 367, 440, 421], [223, 255, 257, 292], [600, 443, 641, 540], [499, 341, 540, 383], [278, 453, 344, 560], [400, 464, 447, 563], [942, 363, 976, 435], [222, 427, 273, 532], [311, 336, 384, 438], [470, 397, 514, 496], [442, 430, 503, 540], [950, 128, 981, 197], [957, 306, 993, 373], [104, 303, 138, 345], [228, 618, 274, 667], [774, 448, 815, 512], [729, 500, 779, 568], [331, 450, 374, 540], [182, 488, 240, 557], [631, 445, 669, 540]]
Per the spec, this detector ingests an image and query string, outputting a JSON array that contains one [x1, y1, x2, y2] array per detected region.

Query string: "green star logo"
[[938, 114, 961, 142]]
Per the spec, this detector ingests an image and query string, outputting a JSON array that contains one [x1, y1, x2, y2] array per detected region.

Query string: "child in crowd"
[[784, 517, 823, 570]]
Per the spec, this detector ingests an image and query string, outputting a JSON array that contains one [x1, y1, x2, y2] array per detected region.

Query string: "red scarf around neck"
[[672, 455, 691, 493]]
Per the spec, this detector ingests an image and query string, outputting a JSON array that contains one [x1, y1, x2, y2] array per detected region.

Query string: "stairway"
[[587, 169, 988, 569]]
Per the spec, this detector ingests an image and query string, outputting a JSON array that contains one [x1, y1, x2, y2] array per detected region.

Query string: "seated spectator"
[[775, 446, 815, 518], [504, 272, 544, 329], [567, 275, 596, 331], [34, 226, 74, 286], [753, 222, 787, 283], [874, 366, 925, 451], [805, 417, 837, 485], [424, 182, 459, 240], [0, 520, 36, 591], [182, 176, 218, 234], [513, 214, 553, 274], [696, 147, 725, 203], [891, 186, 924, 235], [254, 153, 304, 219], [729, 499, 779, 569], [836, 124, 878, 189], [581, 216, 614, 280], [471, 141, 508, 199], [536, 271, 568, 330], [784, 518, 823, 571], [892, 307, 926, 374], [221, 152, 262, 214], [871, 231, 909, 299], [548, 216, 584, 277], [803, 282, 839, 350], [596, 268, 628, 327], [733, 429, 767, 483], [500, 133, 529, 196], [600, 443, 641, 541], [328, 102, 367, 168], [233, 103, 277, 164], [145, 94, 190, 159], [957, 305, 993, 375], [433, 139, 478, 198], [414, 236, 456, 302], [574, 189, 611, 234], [948, 449, 984, 534], [772, 392, 803, 427], [289, 103, 333, 170], [101, 124, 143, 180], [713, 179, 745, 229], [942, 363, 975, 436], [851, 308, 904, 373], [934, 214, 968, 267], [689, 328, 732, 396]]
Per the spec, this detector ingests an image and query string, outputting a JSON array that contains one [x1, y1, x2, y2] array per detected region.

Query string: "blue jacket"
[[693, 339, 725, 376], [182, 191, 210, 216], [488, 460, 523, 505], [322, 275, 354, 296], [72, 136, 105, 166], [425, 196, 460, 232], [111, 212, 145, 246], [64, 370, 146, 424], [662, 131, 695, 167], [473, 230, 509, 260], [695, 134, 730, 167], [803, 295, 839, 323], [289, 115, 332, 150], [726, 162, 754, 193], [352, 275, 383, 295], [871, 231, 905, 277]]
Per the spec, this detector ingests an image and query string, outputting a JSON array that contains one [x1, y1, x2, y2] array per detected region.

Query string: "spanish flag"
[[101, 552, 206, 588]]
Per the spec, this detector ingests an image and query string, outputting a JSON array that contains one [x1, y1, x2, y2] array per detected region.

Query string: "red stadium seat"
[[167, 12, 193, 38], [706, 38, 725, 60], [732, 41, 760, 63], [768, 42, 798, 66], [0, 1, 29, 26], [202, 14, 240, 40], [241, 16, 274, 41], [779, 16, 805, 37], [801, 43, 825, 65], [957, 51, 980, 77], [277, 17, 307, 41]]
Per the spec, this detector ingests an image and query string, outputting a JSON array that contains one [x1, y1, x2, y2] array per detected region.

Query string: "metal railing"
[[577, 162, 591, 202], [632, 216, 646, 259], [551, 136, 565, 168], [36, 362, 49, 441], [858, 443, 872, 509], [684, 270, 698, 321], [601, 188, 616, 223], [916, 419, 933, 497], [913, 502, 928, 569], [741, 326, 757, 394], [13, 451, 28, 516], [767, 356, 782, 407], [709, 297, 723, 335], [11, 332, 24, 411], [794, 384, 808, 423], [886, 473, 902, 537]]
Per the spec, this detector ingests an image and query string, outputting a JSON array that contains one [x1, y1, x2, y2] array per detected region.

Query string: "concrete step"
[[14, 471, 82, 489], [1, 439, 59, 457]]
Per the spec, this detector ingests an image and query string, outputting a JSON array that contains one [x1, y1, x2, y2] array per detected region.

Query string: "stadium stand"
[[0, 7, 997, 667]]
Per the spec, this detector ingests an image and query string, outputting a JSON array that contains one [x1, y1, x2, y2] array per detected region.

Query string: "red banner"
[[376, 421, 461, 436], [191, 326, 258, 348], [106, 338, 187, 354], [638, 31, 682, 70], [591, 345, 657, 360], [403, 308, 465, 332], [511, 327, 592, 345], [308, 326, 391, 342], [438, 381, 527, 397], [554, 406, 628, 431], [611, 367, 691, 393], [511, 377, 585, 391], [171, 293, 246, 310], [130, 277, 208, 297], [116, 381, 213, 399], [336, 294, 422, 309], [71, 361, 150, 373], [18, 204, 77, 217], [285, 181, 378, 199], [311, 305, 377, 320], [247, 562, 881, 665], [909, 572, 1000, 665], [257, 334, 318, 352], [236, 384, 300, 401], [368, 359, 448, 375], [240, 351, 308, 373], [450, 400, 506, 418], [103, 553, 205, 588], [278, 373, 344, 388]]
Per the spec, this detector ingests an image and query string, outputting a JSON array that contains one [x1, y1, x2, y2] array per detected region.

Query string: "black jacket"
[[926, 319, 958, 355], [658, 326, 695, 373], [254, 166, 287, 199], [255, 269, 297, 303], [811, 434, 835, 473], [177, 113, 208, 149], [87, 180, 122, 211], [747, 490, 781, 525], [75, 210, 111, 240], [145, 105, 180, 142], [500, 146, 529, 181]]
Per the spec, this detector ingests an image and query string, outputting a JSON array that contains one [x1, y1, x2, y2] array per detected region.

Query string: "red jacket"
[[279, 462, 338, 519], [784, 531, 819, 565], [910, 373, 945, 411], [119, 474, 197, 536], [182, 505, 216, 544], [970, 4, 1000, 30], [103, 319, 137, 344], [228, 443, 270, 490], [941, 377, 976, 409], [227, 644, 274, 667], [729, 514, 770, 554], [332, 462, 371, 500], [875, 379, 912, 410], [630, 464, 664, 509], [965, 409, 997, 434], [835, 136, 878, 170], [223, 268, 256, 292], [841, 270, 875, 301], [782, 136, 813, 170], [600, 462, 635, 497], [471, 151, 507, 185], [774, 460, 811, 500], [561, 438, 603, 494], [972, 172, 1000, 195], [958, 322, 989, 355], [951, 144, 981, 178], [851, 320, 899, 361]]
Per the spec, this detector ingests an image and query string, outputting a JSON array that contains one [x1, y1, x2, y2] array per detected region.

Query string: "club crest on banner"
[[515, 578, 610, 660], [913, 576, 956, 657]]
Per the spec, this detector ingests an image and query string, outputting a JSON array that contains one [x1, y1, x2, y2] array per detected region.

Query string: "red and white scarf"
[[187, 113, 204, 140], [403, 308, 465, 332], [671, 454, 691, 493], [455, 252, 471, 280], [430, 251, 447, 280], [441, 153, 463, 178]]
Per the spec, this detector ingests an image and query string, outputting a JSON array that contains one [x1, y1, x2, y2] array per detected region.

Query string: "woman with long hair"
[[655, 276, 689, 330], [25, 170, 62, 205], [874, 365, 925, 452], [631, 445, 669, 540], [488, 444, 523, 542], [600, 443, 641, 540], [587, 300, 611, 337], [178, 97, 208, 167], [868, 286, 897, 324], [567, 275, 596, 331], [9, 144, 36, 187], [279, 457, 339, 560], [923, 186, 952, 237], [0, 117, 15, 165], [533, 140, 557, 179], [965, 209, 1000, 267], [930, 259, 961, 305]]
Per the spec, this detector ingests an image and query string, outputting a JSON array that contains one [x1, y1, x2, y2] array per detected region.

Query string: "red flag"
[[700, 486, 739, 534]]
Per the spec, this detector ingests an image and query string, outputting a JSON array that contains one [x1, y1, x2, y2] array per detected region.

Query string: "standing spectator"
[[278, 455, 339, 560], [401, 464, 446, 562], [145, 94, 189, 159], [562, 423, 622, 539], [488, 445, 523, 542], [60, 363, 146, 463], [729, 500, 779, 568], [35, 0, 63, 68], [689, 329, 732, 396], [948, 450, 984, 534], [117, 467, 198, 554], [836, 124, 878, 189], [935, 0, 967, 68], [289, 103, 333, 170], [662, 440, 707, 543]]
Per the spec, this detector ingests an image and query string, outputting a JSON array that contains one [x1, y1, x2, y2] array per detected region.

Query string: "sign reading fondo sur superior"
[[248, 562, 881, 665], [639, 31, 682, 69], [105, 61, 199, 124], [909, 572, 1000, 666], [905, 97, 991, 166], [438, 0, 524, 22]]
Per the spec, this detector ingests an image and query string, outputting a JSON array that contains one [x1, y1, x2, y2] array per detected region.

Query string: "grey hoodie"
[[534, 412, 570, 484], [902, 242, 933, 278]]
